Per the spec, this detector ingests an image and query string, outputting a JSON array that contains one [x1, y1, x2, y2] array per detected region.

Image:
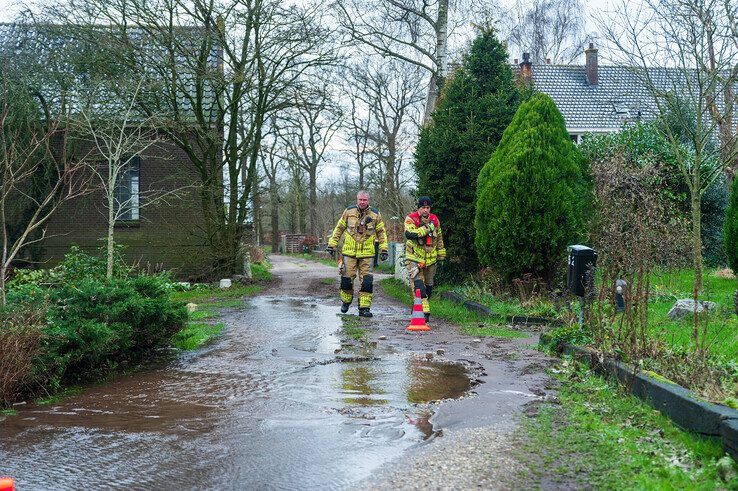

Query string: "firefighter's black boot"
[[341, 302, 350, 313], [358, 308, 373, 318], [424, 313, 430, 322]]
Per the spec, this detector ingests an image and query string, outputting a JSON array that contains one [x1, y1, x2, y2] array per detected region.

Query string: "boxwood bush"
[[2, 248, 187, 402]]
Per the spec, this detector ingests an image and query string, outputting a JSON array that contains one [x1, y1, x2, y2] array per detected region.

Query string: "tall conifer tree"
[[414, 29, 520, 278], [475, 93, 591, 283]]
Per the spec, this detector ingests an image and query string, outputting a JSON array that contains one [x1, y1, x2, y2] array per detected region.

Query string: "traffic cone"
[[0, 477, 15, 491], [407, 288, 430, 331]]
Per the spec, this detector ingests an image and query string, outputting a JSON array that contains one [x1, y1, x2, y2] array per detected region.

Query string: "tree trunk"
[[423, 74, 440, 124], [309, 169, 318, 236], [252, 165, 262, 246], [691, 188, 703, 350], [107, 191, 115, 280], [422, 0, 448, 124], [1, 202, 7, 306]]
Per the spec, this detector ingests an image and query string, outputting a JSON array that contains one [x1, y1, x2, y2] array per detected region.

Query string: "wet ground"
[[0, 255, 554, 489]]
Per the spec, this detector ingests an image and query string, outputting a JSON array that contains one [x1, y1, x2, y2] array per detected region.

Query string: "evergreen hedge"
[[475, 93, 592, 283], [414, 29, 520, 278]]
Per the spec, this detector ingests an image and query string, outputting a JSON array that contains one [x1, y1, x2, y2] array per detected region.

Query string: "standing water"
[[0, 296, 471, 489]]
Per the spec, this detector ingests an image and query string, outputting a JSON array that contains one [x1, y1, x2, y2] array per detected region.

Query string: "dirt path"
[[0, 254, 554, 490], [268, 254, 556, 488]]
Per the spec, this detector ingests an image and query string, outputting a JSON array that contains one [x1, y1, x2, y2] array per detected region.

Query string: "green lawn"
[[450, 285, 567, 320], [513, 359, 736, 489], [170, 284, 263, 350], [380, 278, 527, 338], [455, 268, 738, 359], [647, 269, 738, 359]]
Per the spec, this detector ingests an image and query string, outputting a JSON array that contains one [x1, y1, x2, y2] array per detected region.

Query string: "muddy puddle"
[[0, 296, 472, 490]]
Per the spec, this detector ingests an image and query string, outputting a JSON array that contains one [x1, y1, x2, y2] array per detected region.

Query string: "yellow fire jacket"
[[404, 211, 446, 266], [328, 205, 389, 259]]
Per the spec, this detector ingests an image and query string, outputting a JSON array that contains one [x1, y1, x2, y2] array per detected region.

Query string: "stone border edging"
[[540, 333, 738, 460], [438, 291, 562, 326]]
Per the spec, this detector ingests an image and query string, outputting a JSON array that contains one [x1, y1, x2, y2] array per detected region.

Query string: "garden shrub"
[[414, 29, 520, 279], [3, 248, 187, 399], [701, 176, 728, 267], [580, 123, 725, 268], [40, 274, 187, 384], [475, 93, 591, 283], [0, 303, 46, 405]]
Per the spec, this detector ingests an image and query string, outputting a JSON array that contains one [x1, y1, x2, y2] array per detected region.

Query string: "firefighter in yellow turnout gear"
[[326, 191, 389, 317], [404, 196, 446, 322]]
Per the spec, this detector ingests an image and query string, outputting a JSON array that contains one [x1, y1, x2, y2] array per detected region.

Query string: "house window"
[[115, 156, 140, 220], [570, 134, 580, 144]]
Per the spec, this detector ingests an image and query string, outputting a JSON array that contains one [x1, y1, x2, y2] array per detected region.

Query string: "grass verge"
[[171, 322, 226, 350], [341, 315, 368, 341], [380, 278, 527, 338], [36, 386, 84, 405], [512, 358, 738, 489], [170, 284, 262, 350]]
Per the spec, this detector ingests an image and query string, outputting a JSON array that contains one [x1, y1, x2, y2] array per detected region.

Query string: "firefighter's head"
[[417, 196, 431, 218], [356, 190, 370, 210]]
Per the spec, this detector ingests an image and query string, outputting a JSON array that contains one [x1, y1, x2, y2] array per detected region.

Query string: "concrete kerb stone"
[[723, 420, 738, 460], [509, 315, 564, 326], [543, 337, 738, 456], [439, 292, 562, 326], [463, 300, 494, 317]]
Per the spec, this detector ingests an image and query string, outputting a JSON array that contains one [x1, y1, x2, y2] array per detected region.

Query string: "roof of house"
[[0, 23, 220, 119], [529, 64, 670, 132]]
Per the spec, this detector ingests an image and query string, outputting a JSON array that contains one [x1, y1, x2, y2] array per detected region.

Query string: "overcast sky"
[[0, 0, 623, 184], [0, 0, 618, 30]]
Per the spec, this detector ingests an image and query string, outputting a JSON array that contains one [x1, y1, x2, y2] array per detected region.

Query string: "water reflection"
[[406, 357, 471, 404], [340, 365, 390, 406]]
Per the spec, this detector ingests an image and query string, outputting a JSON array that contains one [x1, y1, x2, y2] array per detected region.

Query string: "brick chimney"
[[519, 52, 532, 85], [585, 43, 598, 86]]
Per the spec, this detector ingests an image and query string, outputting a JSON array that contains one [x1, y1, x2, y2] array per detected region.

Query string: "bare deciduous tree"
[[56, 0, 338, 276], [342, 91, 375, 190], [280, 81, 343, 236], [601, 0, 738, 351], [350, 60, 423, 221], [81, 83, 192, 278], [0, 91, 90, 304], [334, 0, 452, 122], [502, 0, 590, 64]]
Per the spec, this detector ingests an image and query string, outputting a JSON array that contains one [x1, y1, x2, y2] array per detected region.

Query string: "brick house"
[[42, 139, 211, 278], [2, 23, 217, 279]]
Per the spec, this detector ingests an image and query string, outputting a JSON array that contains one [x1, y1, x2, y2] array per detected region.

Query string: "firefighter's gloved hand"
[[326, 246, 335, 259], [427, 222, 435, 233], [379, 250, 388, 261]]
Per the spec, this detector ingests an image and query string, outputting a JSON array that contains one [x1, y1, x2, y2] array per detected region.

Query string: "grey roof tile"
[[526, 64, 733, 133]]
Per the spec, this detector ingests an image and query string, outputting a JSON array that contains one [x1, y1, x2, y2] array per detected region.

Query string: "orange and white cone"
[[0, 477, 15, 491], [407, 288, 430, 331]]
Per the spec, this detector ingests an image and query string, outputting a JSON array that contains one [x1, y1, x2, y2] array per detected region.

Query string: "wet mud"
[[0, 255, 554, 489]]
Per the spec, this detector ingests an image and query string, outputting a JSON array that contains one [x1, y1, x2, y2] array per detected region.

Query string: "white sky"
[[0, 0, 622, 184]]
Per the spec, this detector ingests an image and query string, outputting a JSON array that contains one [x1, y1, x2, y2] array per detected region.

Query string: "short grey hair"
[[357, 190, 370, 199]]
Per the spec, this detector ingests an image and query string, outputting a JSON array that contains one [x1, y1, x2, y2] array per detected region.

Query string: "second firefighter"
[[404, 196, 446, 322]]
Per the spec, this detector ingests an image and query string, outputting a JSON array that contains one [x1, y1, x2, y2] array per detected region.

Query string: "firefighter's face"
[[418, 205, 431, 217], [357, 194, 369, 209]]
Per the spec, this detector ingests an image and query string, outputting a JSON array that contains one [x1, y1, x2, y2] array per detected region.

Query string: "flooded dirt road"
[[0, 255, 553, 490]]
